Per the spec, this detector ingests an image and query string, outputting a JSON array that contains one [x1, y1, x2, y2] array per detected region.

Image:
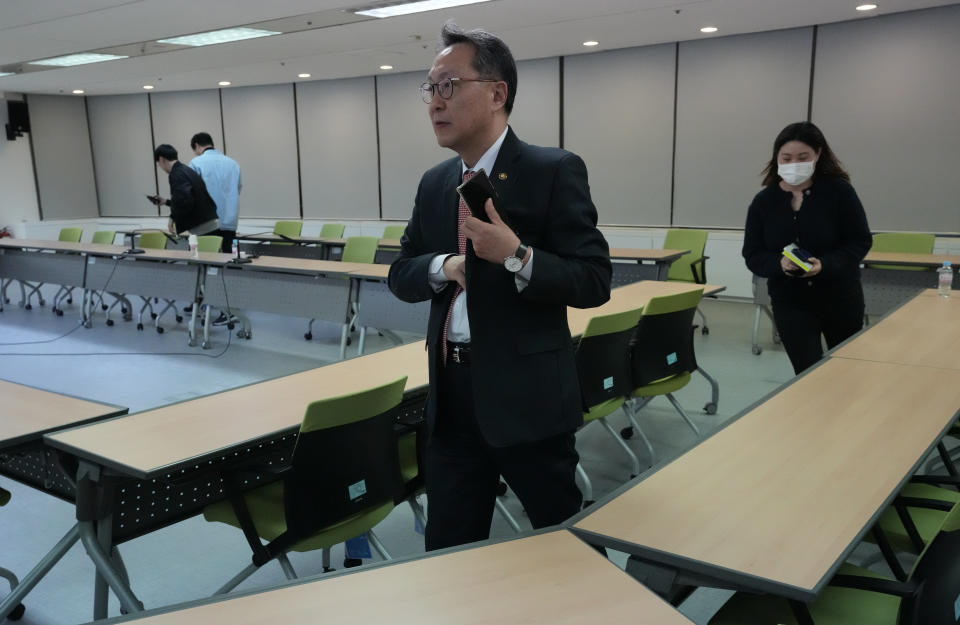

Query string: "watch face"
[[504, 256, 523, 272]]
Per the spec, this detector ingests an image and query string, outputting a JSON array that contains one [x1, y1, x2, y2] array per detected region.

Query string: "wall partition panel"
[[150, 90, 223, 172], [88, 94, 156, 217], [221, 84, 300, 218], [377, 70, 450, 220], [564, 45, 675, 226], [296, 77, 379, 219], [673, 28, 812, 229], [813, 5, 960, 233], [27, 95, 99, 220], [509, 57, 560, 148]]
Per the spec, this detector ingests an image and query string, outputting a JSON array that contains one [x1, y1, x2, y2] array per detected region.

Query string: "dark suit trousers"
[[424, 356, 582, 551]]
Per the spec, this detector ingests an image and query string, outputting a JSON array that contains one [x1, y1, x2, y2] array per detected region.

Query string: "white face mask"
[[778, 161, 816, 186]]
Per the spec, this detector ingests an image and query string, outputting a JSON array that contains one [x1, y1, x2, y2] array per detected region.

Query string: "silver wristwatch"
[[504, 243, 528, 273]]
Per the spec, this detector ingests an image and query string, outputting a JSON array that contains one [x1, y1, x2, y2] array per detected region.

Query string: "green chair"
[[91, 230, 116, 245], [20, 227, 84, 312], [0, 486, 26, 620], [48, 228, 85, 315], [868, 233, 936, 272], [202, 377, 407, 594], [664, 229, 710, 334], [621, 288, 704, 465], [573, 307, 644, 506], [133, 232, 181, 333], [381, 225, 406, 239], [319, 223, 346, 239], [272, 220, 303, 246], [196, 235, 223, 253], [709, 494, 960, 625]]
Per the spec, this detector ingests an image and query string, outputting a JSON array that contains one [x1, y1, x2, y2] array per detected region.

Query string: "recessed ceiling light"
[[218, 81, 231, 86], [583, 41, 599, 47], [700, 26, 718, 33], [31, 53, 128, 67], [380, 65, 394, 70], [157, 27, 280, 47], [143, 85, 154, 90], [72, 89, 85, 94], [298, 73, 311, 78], [0, 72, 13, 78], [354, 0, 491, 18], [856, 3, 878, 10]]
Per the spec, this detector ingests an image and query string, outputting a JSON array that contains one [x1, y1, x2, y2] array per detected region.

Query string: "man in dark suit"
[[388, 23, 611, 551]]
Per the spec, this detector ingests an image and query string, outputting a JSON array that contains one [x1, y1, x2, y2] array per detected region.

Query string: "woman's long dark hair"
[[761, 121, 850, 187]]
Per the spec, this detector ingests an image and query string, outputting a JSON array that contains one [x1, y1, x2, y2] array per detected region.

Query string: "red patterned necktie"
[[440, 169, 474, 364]]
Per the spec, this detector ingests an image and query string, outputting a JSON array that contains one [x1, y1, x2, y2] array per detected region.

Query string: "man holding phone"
[[388, 23, 611, 550], [151, 144, 219, 236]]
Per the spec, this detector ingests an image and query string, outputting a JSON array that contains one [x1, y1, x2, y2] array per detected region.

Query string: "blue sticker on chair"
[[603, 376, 614, 390], [666, 352, 678, 365], [345, 534, 372, 559]]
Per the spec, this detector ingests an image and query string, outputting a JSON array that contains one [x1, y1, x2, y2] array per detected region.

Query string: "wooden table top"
[[0, 238, 235, 265], [241, 255, 378, 276], [609, 248, 689, 261], [0, 379, 126, 450], [863, 251, 960, 267], [573, 356, 960, 600], [238, 234, 399, 247], [46, 341, 429, 478], [566, 281, 724, 336], [832, 291, 960, 371], [117, 531, 693, 625]]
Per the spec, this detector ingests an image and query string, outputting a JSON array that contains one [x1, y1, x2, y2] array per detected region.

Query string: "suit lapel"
[[490, 127, 522, 226]]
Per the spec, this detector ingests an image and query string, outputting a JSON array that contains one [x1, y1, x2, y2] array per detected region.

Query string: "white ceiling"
[[0, 0, 956, 95]]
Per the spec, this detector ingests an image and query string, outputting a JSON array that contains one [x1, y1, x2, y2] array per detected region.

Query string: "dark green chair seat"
[[710, 563, 899, 625], [204, 486, 394, 553]]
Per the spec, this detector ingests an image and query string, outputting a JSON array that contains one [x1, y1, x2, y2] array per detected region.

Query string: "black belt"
[[447, 342, 471, 365]]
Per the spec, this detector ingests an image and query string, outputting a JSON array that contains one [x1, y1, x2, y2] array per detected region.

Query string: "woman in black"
[[743, 122, 871, 374]]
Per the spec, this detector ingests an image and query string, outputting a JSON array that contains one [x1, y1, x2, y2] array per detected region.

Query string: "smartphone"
[[792, 247, 813, 263], [456, 168, 513, 230], [146, 194, 159, 204]]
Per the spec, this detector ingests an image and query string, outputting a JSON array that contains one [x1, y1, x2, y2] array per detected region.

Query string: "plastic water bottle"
[[188, 233, 198, 258], [232, 238, 239, 257], [938, 261, 953, 298]]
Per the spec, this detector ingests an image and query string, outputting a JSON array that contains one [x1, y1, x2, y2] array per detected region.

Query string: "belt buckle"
[[451, 345, 462, 364]]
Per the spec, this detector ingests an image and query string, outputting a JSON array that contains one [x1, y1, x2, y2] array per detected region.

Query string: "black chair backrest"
[[575, 326, 637, 409], [283, 408, 402, 536], [631, 306, 697, 387]]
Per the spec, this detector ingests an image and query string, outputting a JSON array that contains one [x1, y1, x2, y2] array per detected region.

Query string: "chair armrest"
[[690, 256, 708, 284]]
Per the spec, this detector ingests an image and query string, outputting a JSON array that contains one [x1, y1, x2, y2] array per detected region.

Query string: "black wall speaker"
[[6, 100, 30, 140]]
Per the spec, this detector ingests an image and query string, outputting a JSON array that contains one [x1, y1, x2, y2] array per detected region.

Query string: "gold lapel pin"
[[498, 172, 508, 180]]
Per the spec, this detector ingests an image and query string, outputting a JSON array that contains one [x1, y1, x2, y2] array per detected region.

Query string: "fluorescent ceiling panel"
[[156, 27, 281, 47], [354, 0, 492, 18], [30, 53, 128, 67]]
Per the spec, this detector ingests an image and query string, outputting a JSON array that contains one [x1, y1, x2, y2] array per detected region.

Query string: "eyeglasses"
[[419, 77, 499, 103]]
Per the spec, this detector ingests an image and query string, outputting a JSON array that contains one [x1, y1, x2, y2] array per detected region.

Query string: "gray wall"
[[26, 5, 960, 233], [87, 94, 156, 217], [28, 94, 99, 220]]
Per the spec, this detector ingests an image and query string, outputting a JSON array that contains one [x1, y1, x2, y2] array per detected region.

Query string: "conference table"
[[95, 531, 694, 625], [4, 279, 716, 619], [608, 248, 688, 286], [236, 233, 401, 262], [571, 289, 960, 604], [0, 380, 127, 622]]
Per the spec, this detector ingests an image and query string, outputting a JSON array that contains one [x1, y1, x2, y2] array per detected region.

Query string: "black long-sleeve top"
[[743, 176, 872, 306], [165, 162, 219, 234]]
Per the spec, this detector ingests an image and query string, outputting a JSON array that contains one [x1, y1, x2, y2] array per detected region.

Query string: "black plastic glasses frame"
[[419, 77, 499, 103]]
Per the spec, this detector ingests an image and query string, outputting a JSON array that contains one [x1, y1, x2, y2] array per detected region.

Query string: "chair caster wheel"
[[150, 313, 157, 319], [8, 602, 25, 620], [322, 566, 335, 573], [136, 323, 144, 330], [346, 337, 352, 346], [201, 341, 209, 349], [343, 558, 362, 568], [582, 500, 595, 509], [121, 307, 129, 315], [304, 332, 312, 340], [102, 304, 109, 311], [106, 319, 114, 326], [497, 481, 508, 496], [56, 309, 64, 316], [156, 327, 164, 334], [25, 304, 32, 310], [630, 474, 638, 479], [752, 346, 762, 355], [39, 300, 45, 306], [176, 315, 183, 323], [704, 402, 717, 415], [227, 322, 235, 330], [620, 426, 634, 440], [67, 298, 73, 304], [701, 326, 709, 335]]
